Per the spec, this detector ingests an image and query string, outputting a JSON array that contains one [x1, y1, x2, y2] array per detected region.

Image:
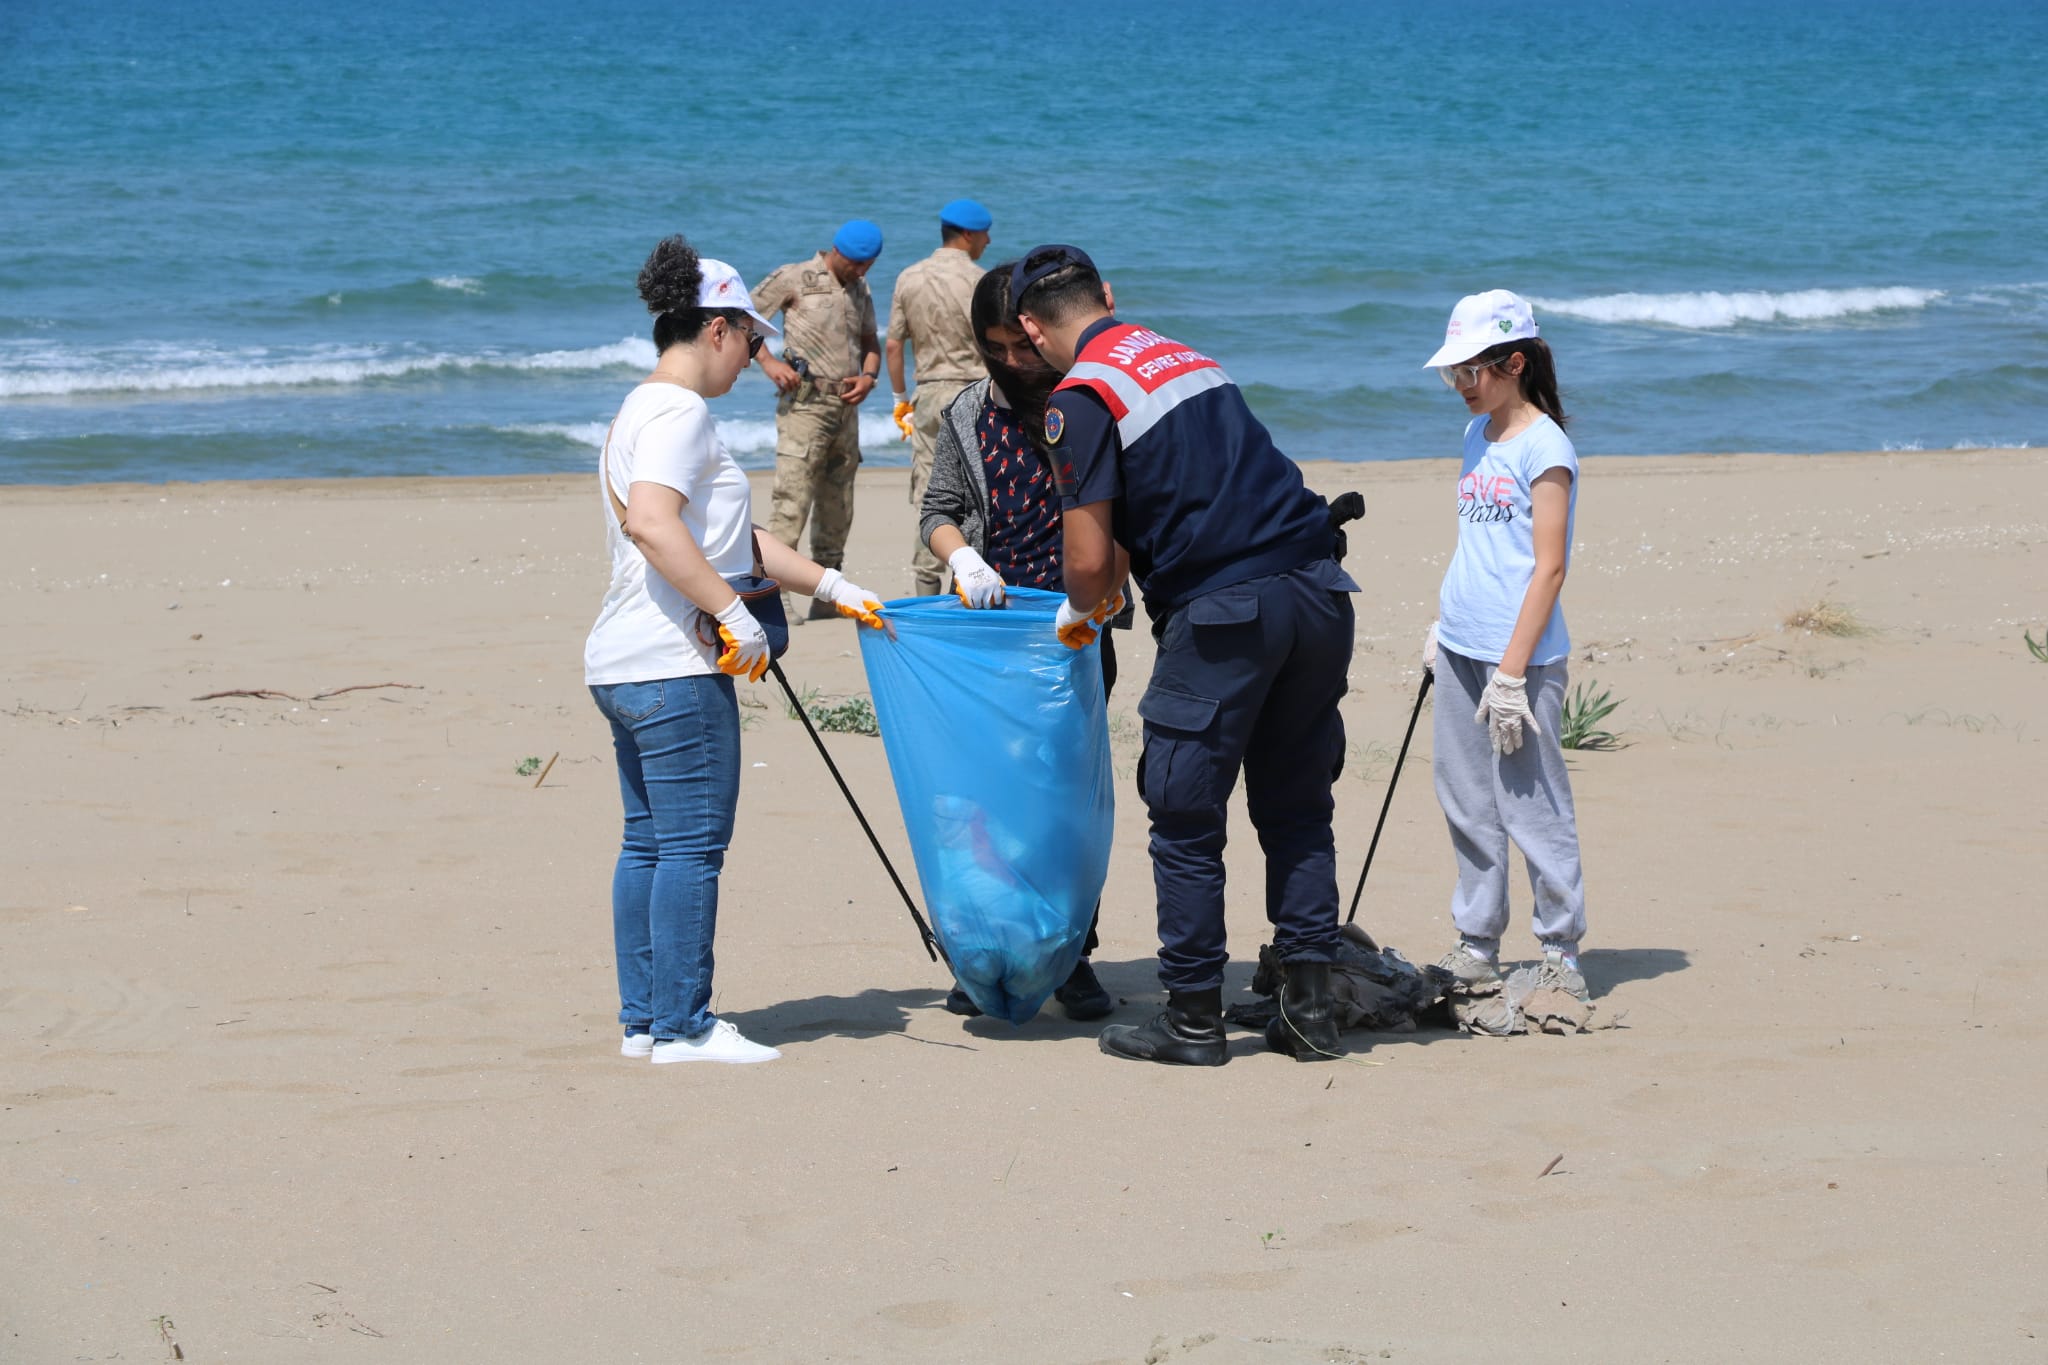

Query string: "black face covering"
[[971, 260, 1060, 465]]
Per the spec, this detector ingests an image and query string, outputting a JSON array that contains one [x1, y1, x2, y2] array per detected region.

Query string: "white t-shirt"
[[583, 384, 757, 685], [1436, 413, 1578, 667]]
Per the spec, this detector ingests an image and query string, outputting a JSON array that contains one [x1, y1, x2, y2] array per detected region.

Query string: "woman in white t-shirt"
[[586, 236, 886, 1066], [1418, 290, 1590, 1015]]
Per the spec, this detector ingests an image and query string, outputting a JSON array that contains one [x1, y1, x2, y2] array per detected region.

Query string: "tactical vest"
[[1054, 321, 1332, 612]]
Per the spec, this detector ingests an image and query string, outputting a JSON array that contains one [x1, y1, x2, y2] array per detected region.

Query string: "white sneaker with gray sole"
[[651, 1019, 781, 1065]]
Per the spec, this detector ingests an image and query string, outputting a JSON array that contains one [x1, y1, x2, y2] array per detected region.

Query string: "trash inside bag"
[[857, 588, 1114, 1023]]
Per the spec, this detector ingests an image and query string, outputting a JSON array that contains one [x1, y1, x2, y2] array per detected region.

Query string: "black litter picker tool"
[[768, 660, 944, 964], [1345, 666, 1434, 933]]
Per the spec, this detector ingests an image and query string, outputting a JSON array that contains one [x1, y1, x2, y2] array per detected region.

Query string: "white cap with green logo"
[[1424, 289, 1538, 369]]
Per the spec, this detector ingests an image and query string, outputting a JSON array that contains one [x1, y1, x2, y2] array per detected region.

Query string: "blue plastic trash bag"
[[857, 587, 1114, 1023]]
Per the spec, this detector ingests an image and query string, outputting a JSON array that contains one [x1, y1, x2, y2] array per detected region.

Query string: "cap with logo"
[[697, 258, 780, 336], [1423, 289, 1539, 369], [831, 219, 885, 263], [1010, 244, 1097, 312], [939, 198, 993, 232]]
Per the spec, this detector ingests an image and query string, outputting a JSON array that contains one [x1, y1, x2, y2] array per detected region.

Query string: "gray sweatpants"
[[1431, 647, 1587, 957]]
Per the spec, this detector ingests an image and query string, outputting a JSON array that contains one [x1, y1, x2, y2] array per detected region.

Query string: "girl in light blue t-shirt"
[[1418, 290, 1590, 1012]]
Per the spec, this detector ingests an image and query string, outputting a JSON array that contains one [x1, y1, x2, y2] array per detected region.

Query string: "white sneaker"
[[650, 1019, 781, 1065], [621, 1033, 654, 1058]]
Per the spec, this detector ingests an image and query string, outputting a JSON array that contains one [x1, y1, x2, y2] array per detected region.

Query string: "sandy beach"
[[4, 449, 2044, 1363]]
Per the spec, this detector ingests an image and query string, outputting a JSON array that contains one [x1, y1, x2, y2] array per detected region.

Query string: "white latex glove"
[[947, 545, 1007, 609], [1422, 620, 1439, 671], [1474, 670, 1540, 756], [813, 567, 885, 629], [712, 597, 771, 682]]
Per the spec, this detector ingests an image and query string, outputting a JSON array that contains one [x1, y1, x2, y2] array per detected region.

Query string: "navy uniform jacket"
[[1047, 318, 1333, 620]]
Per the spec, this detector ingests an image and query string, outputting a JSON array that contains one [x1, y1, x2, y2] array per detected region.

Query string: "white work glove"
[[813, 567, 885, 629], [1422, 620, 1439, 671], [712, 597, 771, 682], [947, 546, 1007, 609], [1474, 670, 1540, 756]]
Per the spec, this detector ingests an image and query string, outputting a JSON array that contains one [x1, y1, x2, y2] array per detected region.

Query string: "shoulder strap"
[[600, 417, 627, 528]]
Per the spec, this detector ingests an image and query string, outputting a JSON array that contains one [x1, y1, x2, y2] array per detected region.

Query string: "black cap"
[[1010, 245, 1096, 312]]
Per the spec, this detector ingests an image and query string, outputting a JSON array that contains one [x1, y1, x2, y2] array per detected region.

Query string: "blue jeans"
[[590, 675, 740, 1041]]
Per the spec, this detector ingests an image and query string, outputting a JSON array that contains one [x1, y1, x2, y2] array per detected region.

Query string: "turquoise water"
[[3, 0, 2043, 484]]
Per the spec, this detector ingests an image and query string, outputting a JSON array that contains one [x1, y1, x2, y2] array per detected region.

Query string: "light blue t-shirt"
[[1437, 413, 1579, 667]]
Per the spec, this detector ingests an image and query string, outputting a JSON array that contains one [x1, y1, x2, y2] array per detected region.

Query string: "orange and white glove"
[[892, 395, 914, 441], [713, 597, 771, 682], [947, 546, 1006, 609], [814, 568, 886, 629], [1054, 591, 1124, 649], [1422, 620, 1439, 672]]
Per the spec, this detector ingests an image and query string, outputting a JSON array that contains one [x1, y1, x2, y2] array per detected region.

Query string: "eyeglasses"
[[732, 321, 765, 359], [1438, 357, 1505, 388]]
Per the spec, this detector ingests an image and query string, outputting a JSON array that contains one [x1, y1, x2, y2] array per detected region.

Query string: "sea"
[[3, 0, 2044, 485]]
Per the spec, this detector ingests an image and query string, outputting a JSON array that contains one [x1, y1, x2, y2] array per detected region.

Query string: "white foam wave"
[[0, 337, 659, 398], [430, 275, 483, 294], [713, 412, 908, 455], [1531, 286, 1943, 329], [501, 422, 609, 448], [492, 410, 906, 459], [1883, 439, 2034, 452]]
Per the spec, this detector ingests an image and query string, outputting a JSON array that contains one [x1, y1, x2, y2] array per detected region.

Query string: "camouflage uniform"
[[751, 252, 879, 570], [885, 246, 986, 594]]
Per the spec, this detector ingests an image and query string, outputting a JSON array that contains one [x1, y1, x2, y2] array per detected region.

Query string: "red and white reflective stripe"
[[1063, 359, 1234, 447]]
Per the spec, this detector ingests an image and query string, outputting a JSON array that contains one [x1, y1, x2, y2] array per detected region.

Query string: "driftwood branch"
[[191, 683, 422, 703], [311, 682, 422, 700]]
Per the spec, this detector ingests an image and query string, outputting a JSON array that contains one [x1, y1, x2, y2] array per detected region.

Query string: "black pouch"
[[693, 535, 790, 661]]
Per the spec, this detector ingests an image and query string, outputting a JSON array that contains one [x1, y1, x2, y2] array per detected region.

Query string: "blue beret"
[[832, 219, 884, 262], [939, 198, 993, 232]]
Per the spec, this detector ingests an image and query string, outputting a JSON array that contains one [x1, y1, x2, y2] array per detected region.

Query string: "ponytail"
[[637, 235, 711, 351], [1474, 337, 1568, 430]]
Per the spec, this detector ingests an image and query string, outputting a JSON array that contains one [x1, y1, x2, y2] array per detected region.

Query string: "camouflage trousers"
[[767, 391, 862, 570], [909, 378, 973, 596]]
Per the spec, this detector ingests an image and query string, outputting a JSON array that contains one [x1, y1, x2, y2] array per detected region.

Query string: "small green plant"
[[1260, 1228, 1284, 1250], [808, 696, 880, 737], [514, 756, 542, 776], [781, 683, 820, 722], [2025, 628, 2048, 663], [1559, 682, 1623, 751]]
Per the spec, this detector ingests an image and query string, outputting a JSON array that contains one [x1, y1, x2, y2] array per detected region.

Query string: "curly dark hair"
[[637, 235, 747, 351]]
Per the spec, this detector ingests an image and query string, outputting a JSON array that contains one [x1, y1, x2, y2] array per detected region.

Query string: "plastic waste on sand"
[[857, 588, 1114, 1023]]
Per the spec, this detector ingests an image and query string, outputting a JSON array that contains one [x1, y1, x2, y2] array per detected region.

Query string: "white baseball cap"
[[1423, 289, 1538, 369], [698, 257, 780, 336]]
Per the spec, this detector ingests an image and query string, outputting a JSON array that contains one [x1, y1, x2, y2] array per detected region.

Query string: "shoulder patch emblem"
[[1043, 406, 1064, 444]]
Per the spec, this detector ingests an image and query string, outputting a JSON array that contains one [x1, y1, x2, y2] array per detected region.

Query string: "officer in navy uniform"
[[1012, 244, 1360, 1066]]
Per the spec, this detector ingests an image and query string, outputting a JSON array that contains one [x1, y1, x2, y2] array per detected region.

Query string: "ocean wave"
[[0, 337, 659, 398], [429, 275, 484, 294], [492, 411, 908, 460], [1530, 286, 1944, 329], [1881, 440, 2034, 452]]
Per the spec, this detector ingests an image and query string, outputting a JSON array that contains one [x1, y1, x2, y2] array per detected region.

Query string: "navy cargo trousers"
[[1135, 559, 1357, 994]]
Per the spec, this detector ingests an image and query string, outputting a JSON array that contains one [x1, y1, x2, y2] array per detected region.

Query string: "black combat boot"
[[1054, 959, 1115, 1021], [1098, 987, 1227, 1066], [1264, 959, 1343, 1061]]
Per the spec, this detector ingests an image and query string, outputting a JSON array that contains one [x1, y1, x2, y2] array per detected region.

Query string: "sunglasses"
[[1438, 357, 1506, 388], [723, 317, 764, 359]]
